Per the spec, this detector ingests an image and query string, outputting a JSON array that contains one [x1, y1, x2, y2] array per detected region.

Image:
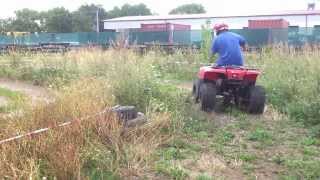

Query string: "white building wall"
[[104, 15, 320, 30]]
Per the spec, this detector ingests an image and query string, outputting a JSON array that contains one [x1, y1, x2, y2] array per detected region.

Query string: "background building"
[[103, 10, 320, 31]]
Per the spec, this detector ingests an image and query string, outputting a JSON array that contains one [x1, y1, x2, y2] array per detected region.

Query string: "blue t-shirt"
[[211, 31, 246, 66]]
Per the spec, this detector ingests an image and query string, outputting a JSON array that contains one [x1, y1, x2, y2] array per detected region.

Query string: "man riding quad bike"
[[192, 23, 266, 114]]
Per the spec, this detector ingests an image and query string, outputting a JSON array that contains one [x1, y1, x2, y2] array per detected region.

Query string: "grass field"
[[0, 87, 25, 113], [0, 48, 319, 179]]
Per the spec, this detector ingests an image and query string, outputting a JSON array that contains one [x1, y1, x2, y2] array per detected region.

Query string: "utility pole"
[[96, 8, 100, 33]]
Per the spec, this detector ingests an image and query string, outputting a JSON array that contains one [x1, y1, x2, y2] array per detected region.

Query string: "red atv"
[[192, 65, 266, 114]]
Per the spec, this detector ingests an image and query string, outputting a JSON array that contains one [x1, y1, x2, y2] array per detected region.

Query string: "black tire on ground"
[[247, 85, 266, 114], [112, 106, 138, 121], [192, 79, 200, 103], [200, 83, 217, 112]]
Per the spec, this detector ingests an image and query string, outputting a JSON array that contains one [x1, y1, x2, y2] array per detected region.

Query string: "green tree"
[[107, 3, 152, 18], [169, 3, 206, 15], [0, 19, 13, 33], [72, 4, 107, 32], [43, 7, 73, 33], [9, 9, 42, 32]]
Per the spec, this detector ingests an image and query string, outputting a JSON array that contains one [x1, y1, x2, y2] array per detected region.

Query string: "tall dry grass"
[[0, 49, 182, 179], [0, 78, 173, 179]]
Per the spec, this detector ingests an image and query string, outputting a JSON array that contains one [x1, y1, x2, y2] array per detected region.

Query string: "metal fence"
[[0, 27, 319, 47], [0, 32, 116, 46]]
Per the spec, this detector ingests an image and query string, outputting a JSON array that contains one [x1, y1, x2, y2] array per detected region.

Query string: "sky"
[[0, 0, 316, 19]]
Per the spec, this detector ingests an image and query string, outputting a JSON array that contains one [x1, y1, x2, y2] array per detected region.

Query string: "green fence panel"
[[312, 26, 320, 43], [97, 32, 117, 45], [129, 31, 170, 44], [190, 30, 202, 42], [77, 32, 89, 44], [55, 33, 79, 44], [270, 29, 288, 44], [0, 28, 319, 47], [288, 26, 301, 46], [173, 30, 191, 44], [190, 30, 202, 47], [190, 30, 203, 48], [231, 29, 270, 47], [76, 32, 116, 45], [289, 27, 320, 46], [0, 35, 13, 45], [23, 34, 41, 45], [38, 33, 55, 43]]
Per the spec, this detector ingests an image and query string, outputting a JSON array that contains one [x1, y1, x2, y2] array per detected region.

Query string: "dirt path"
[[0, 78, 53, 105], [176, 81, 193, 91], [178, 81, 236, 125]]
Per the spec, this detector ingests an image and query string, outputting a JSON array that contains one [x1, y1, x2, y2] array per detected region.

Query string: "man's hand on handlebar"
[[241, 44, 247, 52]]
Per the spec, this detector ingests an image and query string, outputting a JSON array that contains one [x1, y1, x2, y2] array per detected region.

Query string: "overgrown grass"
[[0, 79, 174, 179], [0, 47, 319, 179], [2, 48, 320, 129], [0, 50, 186, 179], [0, 87, 25, 112], [149, 50, 204, 81], [248, 47, 320, 128]]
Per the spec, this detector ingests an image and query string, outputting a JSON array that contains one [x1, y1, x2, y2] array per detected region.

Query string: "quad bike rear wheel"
[[247, 85, 266, 114], [200, 83, 217, 112], [192, 79, 200, 103]]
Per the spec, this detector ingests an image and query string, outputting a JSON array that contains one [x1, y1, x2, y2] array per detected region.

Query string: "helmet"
[[213, 23, 229, 32]]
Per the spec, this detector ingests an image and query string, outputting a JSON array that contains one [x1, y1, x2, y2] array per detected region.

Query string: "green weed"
[[160, 147, 185, 160], [238, 153, 257, 162], [248, 128, 273, 144], [0, 87, 25, 112], [278, 175, 300, 180], [155, 161, 189, 180], [302, 147, 319, 156], [272, 155, 285, 165], [242, 163, 255, 175], [284, 157, 320, 179], [309, 124, 320, 137], [196, 173, 213, 180], [170, 139, 202, 152], [222, 130, 236, 140], [301, 137, 318, 146]]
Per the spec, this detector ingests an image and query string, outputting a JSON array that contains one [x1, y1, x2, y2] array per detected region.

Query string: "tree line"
[[0, 3, 205, 33]]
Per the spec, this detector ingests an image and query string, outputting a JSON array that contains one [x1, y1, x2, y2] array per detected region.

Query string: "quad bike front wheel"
[[247, 85, 266, 114], [199, 83, 217, 112]]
